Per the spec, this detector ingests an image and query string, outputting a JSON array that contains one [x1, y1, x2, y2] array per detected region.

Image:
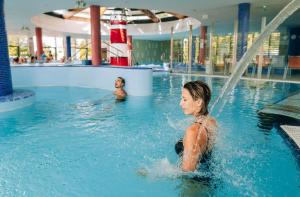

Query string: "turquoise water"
[[0, 74, 300, 196]]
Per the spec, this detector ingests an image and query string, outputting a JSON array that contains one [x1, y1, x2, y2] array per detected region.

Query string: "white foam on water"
[[137, 157, 211, 180], [138, 158, 181, 179]]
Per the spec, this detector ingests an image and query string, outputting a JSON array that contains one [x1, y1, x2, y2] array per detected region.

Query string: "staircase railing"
[[69, 40, 134, 65]]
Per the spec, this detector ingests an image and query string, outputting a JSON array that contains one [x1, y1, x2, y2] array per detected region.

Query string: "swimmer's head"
[[180, 80, 211, 116], [115, 77, 125, 88]]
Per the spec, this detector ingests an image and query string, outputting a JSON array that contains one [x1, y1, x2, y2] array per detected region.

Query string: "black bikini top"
[[175, 116, 211, 157]]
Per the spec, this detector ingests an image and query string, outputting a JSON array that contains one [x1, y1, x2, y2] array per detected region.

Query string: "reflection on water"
[[257, 112, 300, 131]]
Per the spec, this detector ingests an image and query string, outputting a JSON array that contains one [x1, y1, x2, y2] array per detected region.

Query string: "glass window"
[[173, 40, 183, 63], [8, 35, 29, 58], [71, 38, 90, 60], [247, 32, 280, 56], [268, 32, 280, 56], [194, 37, 200, 63], [55, 37, 65, 60]]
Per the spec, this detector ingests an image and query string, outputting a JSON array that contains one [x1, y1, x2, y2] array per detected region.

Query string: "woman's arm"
[[182, 125, 207, 172]]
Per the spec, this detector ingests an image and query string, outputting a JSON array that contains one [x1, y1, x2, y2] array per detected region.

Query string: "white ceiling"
[[5, 0, 296, 39]]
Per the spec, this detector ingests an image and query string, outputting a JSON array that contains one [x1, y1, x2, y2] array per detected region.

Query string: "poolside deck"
[[259, 92, 300, 120], [280, 125, 300, 149]]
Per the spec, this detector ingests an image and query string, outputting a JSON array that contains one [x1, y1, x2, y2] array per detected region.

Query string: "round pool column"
[[0, 0, 13, 96], [0, 0, 35, 113], [237, 3, 250, 61], [66, 36, 72, 59], [90, 5, 101, 66], [199, 26, 207, 65], [35, 27, 43, 59], [110, 13, 129, 66]]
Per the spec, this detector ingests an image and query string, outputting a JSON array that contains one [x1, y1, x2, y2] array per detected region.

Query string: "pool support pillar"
[[288, 27, 300, 56], [35, 27, 43, 59], [66, 36, 72, 59], [0, 0, 35, 113], [0, 0, 12, 96], [207, 23, 214, 75], [90, 5, 101, 66], [199, 26, 207, 65], [237, 3, 250, 61], [231, 18, 238, 73]]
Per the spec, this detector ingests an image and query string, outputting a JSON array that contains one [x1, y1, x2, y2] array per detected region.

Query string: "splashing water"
[[166, 113, 192, 131], [137, 158, 181, 179], [137, 158, 208, 179], [210, 0, 300, 116]]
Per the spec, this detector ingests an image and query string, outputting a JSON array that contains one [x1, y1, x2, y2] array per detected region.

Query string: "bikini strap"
[[193, 120, 210, 154]]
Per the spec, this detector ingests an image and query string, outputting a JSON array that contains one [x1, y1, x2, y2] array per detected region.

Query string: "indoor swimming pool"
[[0, 74, 299, 196]]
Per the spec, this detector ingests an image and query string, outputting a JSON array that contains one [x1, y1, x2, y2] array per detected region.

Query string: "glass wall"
[[7, 31, 282, 70], [169, 31, 282, 75], [9, 35, 70, 63], [173, 40, 183, 63], [71, 38, 91, 60], [247, 32, 280, 56], [8, 35, 30, 57], [194, 37, 200, 63], [39, 36, 64, 61]]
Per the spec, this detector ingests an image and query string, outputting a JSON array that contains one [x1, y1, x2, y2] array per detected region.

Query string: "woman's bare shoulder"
[[185, 123, 207, 140], [205, 116, 217, 128], [186, 123, 200, 133], [183, 124, 198, 139]]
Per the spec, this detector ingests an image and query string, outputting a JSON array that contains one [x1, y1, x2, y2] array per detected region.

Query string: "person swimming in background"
[[114, 77, 127, 101], [74, 77, 127, 108], [176, 80, 217, 172]]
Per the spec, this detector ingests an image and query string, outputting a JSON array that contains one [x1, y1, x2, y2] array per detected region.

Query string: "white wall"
[[11, 66, 153, 96]]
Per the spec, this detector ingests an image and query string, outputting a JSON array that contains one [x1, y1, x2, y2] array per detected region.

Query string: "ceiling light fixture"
[[262, 5, 267, 11], [75, 0, 86, 8], [20, 26, 30, 31], [202, 14, 208, 20]]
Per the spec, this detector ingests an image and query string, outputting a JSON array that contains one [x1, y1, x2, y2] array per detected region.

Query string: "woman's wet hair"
[[118, 77, 125, 86], [183, 80, 211, 115]]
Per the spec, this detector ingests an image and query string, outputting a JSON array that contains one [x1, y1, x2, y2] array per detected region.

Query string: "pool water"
[[0, 74, 300, 196]]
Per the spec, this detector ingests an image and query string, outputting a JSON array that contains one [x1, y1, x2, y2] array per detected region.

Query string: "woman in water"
[[176, 80, 217, 172]]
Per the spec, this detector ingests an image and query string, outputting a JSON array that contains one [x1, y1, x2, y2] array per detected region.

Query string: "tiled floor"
[[281, 125, 300, 149]]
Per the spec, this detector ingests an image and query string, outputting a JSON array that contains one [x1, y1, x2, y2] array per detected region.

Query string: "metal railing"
[[70, 41, 122, 62]]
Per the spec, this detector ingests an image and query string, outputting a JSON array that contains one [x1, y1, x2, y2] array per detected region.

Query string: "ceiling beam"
[[67, 16, 90, 22], [140, 9, 160, 23], [63, 8, 85, 19], [165, 12, 186, 19], [67, 16, 110, 24]]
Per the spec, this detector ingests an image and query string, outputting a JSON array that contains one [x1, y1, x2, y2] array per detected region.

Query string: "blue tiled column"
[[66, 36, 71, 58], [288, 27, 300, 56], [237, 3, 250, 61], [0, 0, 13, 96]]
